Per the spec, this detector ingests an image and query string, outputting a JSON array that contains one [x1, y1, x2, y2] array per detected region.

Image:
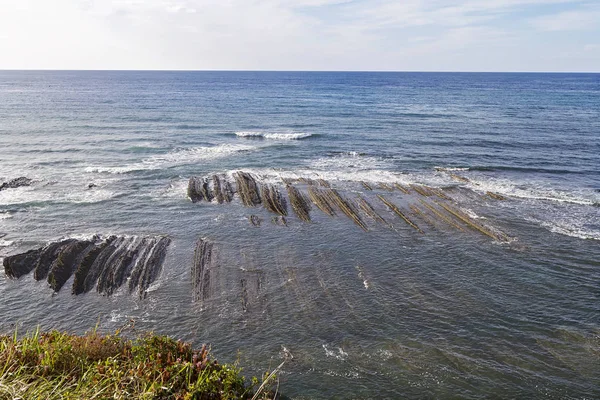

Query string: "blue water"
[[1, 71, 599, 398]]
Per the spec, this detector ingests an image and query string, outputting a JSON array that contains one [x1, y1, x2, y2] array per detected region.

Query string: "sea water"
[[0, 71, 599, 398]]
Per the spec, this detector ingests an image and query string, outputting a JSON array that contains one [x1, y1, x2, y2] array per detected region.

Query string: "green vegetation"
[[0, 328, 277, 399]]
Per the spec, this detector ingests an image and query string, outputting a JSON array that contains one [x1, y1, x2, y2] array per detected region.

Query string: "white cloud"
[[530, 7, 600, 31], [0, 0, 598, 70]]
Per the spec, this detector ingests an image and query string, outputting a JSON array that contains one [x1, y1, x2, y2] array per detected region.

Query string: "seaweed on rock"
[[377, 195, 423, 233], [234, 172, 261, 207], [307, 186, 336, 217], [435, 201, 509, 242], [326, 189, 369, 231], [418, 199, 465, 232], [48, 240, 94, 293], [260, 184, 288, 216], [394, 183, 411, 194], [410, 185, 434, 197], [33, 239, 77, 281], [487, 191, 506, 201], [272, 216, 288, 226], [356, 196, 388, 226], [286, 185, 311, 222]]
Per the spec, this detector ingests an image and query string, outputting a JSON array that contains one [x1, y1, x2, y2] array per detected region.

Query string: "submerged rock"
[[192, 238, 214, 302], [0, 177, 33, 191]]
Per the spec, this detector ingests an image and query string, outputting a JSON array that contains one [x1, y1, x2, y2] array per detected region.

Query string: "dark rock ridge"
[[4, 248, 43, 279], [192, 238, 214, 302], [0, 177, 33, 191], [188, 175, 234, 204], [3, 235, 171, 297]]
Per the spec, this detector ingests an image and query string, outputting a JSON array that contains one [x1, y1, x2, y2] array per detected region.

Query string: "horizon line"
[[1, 69, 599, 74]]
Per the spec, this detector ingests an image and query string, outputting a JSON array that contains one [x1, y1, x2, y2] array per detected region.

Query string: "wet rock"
[[33, 239, 77, 281], [48, 240, 93, 292], [188, 176, 213, 203], [192, 238, 214, 302], [0, 177, 33, 191], [4, 235, 171, 298], [234, 172, 261, 206], [3, 248, 43, 279], [97, 237, 148, 296], [82, 236, 124, 293], [88, 183, 98, 189], [131, 236, 171, 298], [72, 237, 116, 295]]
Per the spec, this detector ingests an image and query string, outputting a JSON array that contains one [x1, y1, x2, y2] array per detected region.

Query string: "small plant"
[[0, 327, 279, 399]]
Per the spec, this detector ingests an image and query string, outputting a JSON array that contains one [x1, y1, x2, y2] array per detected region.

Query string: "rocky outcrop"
[[129, 236, 171, 298], [188, 176, 213, 203], [72, 237, 116, 295], [0, 177, 33, 191], [34, 239, 77, 281], [4, 248, 43, 278], [3, 235, 171, 297], [192, 238, 214, 302], [47, 240, 93, 292]]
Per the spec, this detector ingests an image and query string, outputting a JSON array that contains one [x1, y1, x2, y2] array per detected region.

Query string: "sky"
[[0, 0, 599, 71]]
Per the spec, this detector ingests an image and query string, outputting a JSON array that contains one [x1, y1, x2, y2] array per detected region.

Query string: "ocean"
[[0, 71, 599, 398]]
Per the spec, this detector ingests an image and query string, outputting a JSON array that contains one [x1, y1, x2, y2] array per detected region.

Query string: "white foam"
[[465, 177, 598, 207], [0, 239, 14, 247], [323, 344, 349, 360], [537, 219, 600, 241], [64, 189, 119, 204], [0, 186, 55, 206], [154, 178, 189, 199], [86, 144, 257, 174], [235, 131, 313, 140], [434, 166, 470, 172], [0, 212, 12, 220]]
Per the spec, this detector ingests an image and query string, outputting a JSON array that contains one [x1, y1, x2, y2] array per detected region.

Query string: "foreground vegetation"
[[0, 327, 277, 399]]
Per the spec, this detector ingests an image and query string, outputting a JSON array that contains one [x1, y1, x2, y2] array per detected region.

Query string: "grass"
[[0, 327, 278, 400]]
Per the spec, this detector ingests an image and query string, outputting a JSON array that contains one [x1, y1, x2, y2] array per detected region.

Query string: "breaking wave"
[[85, 144, 257, 174], [235, 131, 314, 140]]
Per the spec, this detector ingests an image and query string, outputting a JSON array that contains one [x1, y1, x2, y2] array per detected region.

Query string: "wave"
[[235, 131, 314, 140], [468, 165, 586, 175], [85, 144, 257, 174], [0, 239, 14, 247], [434, 166, 470, 172], [536, 219, 600, 241], [462, 177, 599, 207]]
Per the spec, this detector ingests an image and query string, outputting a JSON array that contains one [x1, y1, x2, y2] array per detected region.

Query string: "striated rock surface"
[[3, 234, 171, 297], [3, 248, 43, 279]]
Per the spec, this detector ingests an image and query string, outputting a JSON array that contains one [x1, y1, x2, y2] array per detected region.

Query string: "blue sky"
[[1, 0, 599, 71]]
